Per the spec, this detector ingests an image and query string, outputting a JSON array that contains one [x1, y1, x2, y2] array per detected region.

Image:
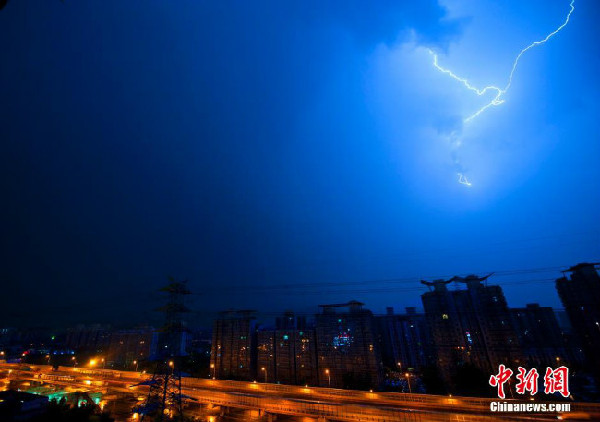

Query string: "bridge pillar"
[[245, 409, 262, 418], [205, 404, 221, 413]]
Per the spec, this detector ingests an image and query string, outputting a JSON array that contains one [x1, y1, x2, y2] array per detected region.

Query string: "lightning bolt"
[[458, 173, 472, 187], [428, 0, 575, 186]]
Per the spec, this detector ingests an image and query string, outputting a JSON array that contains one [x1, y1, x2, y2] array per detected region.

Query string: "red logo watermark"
[[489, 365, 569, 399], [489, 364, 513, 399], [516, 367, 539, 395], [544, 366, 569, 398]]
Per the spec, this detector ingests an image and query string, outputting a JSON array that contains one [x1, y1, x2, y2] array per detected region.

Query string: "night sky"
[[1, 0, 599, 328]]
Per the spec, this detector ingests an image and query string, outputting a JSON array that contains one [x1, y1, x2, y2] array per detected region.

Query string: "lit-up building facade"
[[421, 276, 522, 383], [256, 313, 318, 385], [210, 310, 257, 380], [315, 301, 383, 389], [105, 327, 157, 367], [375, 307, 434, 372], [256, 330, 275, 382]]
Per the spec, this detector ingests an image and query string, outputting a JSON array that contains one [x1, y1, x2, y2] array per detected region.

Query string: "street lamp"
[[261, 367, 267, 383], [89, 359, 97, 367], [405, 372, 412, 393], [210, 363, 215, 379], [325, 369, 331, 388], [133, 360, 138, 372]]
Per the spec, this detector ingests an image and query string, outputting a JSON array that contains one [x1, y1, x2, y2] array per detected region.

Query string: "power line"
[[189, 264, 586, 296]]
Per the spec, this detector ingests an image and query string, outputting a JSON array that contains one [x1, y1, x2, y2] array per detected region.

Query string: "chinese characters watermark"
[[489, 365, 569, 399]]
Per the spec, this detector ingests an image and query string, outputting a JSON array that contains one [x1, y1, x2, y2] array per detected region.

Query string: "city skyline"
[[2, 263, 599, 406], [0, 264, 592, 328], [0, 262, 594, 329]]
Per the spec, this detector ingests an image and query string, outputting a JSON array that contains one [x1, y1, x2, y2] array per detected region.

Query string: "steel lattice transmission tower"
[[133, 278, 192, 421]]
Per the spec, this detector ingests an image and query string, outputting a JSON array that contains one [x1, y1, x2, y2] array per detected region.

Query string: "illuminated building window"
[[333, 331, 353, 347]]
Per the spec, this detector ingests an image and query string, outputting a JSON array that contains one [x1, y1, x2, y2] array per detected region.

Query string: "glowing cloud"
[[428, 0, 575, 185]]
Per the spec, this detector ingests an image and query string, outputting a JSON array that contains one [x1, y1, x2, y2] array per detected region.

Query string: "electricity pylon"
[[133, 278, 191, 421]]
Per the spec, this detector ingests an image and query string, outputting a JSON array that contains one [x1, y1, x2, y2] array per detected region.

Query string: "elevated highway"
[[1, 363, 598, 421]]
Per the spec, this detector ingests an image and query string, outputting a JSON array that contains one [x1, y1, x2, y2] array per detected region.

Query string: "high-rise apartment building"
[[210, 310, 257, 380], [105, 327, 157, 367], [421, 275, 521, 382], [315, 301, 383, 389], [556, 263, 600, 375], [375, 307, 434, 372], [256, 330, 276, 382], [256, 313, 318, 385], [510, 304, 568, 368]]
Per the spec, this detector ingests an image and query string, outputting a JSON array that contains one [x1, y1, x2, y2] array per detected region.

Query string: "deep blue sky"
[[1, 0, 598, 327]]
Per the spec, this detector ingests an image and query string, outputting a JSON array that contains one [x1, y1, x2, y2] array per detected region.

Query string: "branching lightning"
[[428, 0, 575, 186], [458, 173, 472, 187]]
